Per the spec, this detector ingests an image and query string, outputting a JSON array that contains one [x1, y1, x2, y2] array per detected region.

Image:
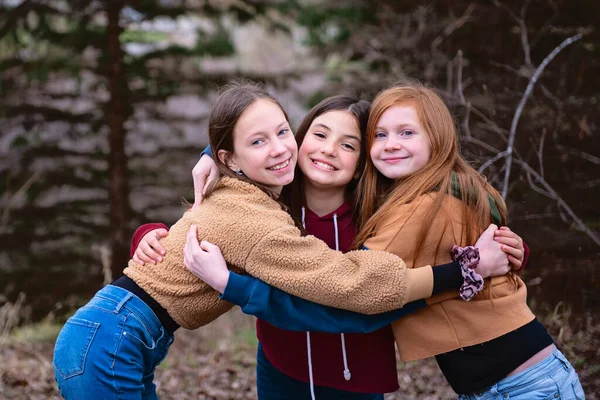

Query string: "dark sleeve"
[[200, 145, 212, 159], [431, 261, 463, 295], [130, 223, 169, 258], [221, 272, 427, 333]]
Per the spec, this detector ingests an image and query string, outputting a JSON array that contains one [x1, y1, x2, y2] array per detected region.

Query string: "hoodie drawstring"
[[301, 207, 317, 400], [302, 209, 351, 400], [334, 213, 352, 382]]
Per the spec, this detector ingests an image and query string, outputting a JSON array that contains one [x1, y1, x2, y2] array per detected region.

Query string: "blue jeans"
[[458, 347, 585, 400], [256, 342, 384, 400], [53, 285, 175, 399]]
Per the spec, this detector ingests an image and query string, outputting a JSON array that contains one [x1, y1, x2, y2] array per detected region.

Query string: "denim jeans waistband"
[[89, 285, 165, 339]]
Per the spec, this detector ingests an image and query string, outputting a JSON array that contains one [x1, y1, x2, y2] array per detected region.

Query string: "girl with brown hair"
[[53, 81, 512, 400], [186, 81, 584, 399]]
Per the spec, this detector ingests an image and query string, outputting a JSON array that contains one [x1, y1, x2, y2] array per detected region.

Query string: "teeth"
[[313, 160, 335, 171], [269, 159, 289, 170]]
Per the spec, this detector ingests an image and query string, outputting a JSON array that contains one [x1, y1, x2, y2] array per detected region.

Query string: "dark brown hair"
[[204, 79, 290, 201], [280, 94, 371, 222]]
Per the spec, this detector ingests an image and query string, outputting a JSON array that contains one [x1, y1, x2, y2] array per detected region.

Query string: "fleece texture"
[[363, 193, 535, 361], [124, 177, 433, 329]]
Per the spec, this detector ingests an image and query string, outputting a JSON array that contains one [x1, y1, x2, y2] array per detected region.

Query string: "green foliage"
[[120, 29, 168, 44], [6, 321, 63, 344], [297, 4, 375, 48], [194, 27, 235, 57]]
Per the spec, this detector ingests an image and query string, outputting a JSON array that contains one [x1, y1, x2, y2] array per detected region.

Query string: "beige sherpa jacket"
[[124, 177, 434, 330], [363, 193, 535, 362]]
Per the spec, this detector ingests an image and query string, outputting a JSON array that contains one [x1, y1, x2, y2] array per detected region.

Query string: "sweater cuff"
[[130, 223, 169, 258], [431, 261, 463, 295], [220, 272, 254, 307]]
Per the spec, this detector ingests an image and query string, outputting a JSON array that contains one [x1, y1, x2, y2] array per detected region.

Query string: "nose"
[[320, 139, 337, 157], [383, 135, 401, 152], [270, 137, 288, 158]]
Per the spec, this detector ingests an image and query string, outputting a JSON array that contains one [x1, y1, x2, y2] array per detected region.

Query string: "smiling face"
[[370, 104, 431, 180], [297, 110, 362, 191], [222, 98, 298, 194]]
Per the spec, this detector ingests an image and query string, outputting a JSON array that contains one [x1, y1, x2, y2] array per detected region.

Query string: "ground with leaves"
[[1, 306, 599, 400]]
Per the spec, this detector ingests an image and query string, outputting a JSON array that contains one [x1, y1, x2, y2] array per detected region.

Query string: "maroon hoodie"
[[256, 201, 399, 393], [129, 211, 529, 394]]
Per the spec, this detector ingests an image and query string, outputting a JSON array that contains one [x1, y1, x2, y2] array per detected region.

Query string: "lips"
[[311, 159, 338, 171], [267, 158, 290, 171], [381, 156, 409, 163]]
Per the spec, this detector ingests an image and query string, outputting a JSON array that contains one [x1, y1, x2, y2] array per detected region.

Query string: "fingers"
[[482, 223, 498, 238], [494, 236, 519, 249], [186, 225, 202, 252], [500, 243, 523, 259], [200, 240, 221, 253], [193, 179, 205, 209], [133, 253, 144, 266], [494, 228, 521, 242], [139, 241, 162, 263], [204, 168, 219, 195], [508, 255, 522, 270], [135, 247, 155, 265], [192, 157, 219, 208]]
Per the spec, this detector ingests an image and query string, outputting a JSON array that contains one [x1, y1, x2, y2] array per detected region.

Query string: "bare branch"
[[501, 33, 583, 198], [537, 128, 547, 178], [0, 171, 42, 230], [431, 4, 476, 51], [446, 58, 454, 94], [519, 0, 533, 68], [478, 150, 509, 173], [461, 136, 501, 154], [556, 145, 600, 165], [512, 212, 561, 221], [515, 159, 600, 247], [455, 50, 466, 105], [526, 170, 552, 197]]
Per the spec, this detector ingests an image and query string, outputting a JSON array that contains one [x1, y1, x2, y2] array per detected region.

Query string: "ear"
[[217, 149, 239, 172]]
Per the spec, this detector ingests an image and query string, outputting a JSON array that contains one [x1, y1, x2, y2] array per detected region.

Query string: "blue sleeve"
[[221, 272, 426, 333], [200, 145, 212, 159]]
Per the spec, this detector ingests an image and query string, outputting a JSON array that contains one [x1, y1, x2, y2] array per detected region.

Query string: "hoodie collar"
[[303, 200, 353, 223]]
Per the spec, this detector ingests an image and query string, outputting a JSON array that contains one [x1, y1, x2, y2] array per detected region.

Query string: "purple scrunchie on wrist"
[[451, 245, 484, 301]]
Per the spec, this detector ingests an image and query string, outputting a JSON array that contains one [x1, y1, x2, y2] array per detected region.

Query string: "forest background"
[[0, 0, 599, 398]]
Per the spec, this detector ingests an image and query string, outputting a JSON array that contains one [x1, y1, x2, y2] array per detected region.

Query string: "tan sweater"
[[363, 193, 535, 361], [124, 177, 434, 329]]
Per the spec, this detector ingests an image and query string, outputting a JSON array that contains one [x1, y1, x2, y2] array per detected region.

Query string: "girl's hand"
[[184, 224, 229, 293], [133, 228, 168, 265], [494, 226, 524, 270], [474, 224, 510, 278], [192, 155, 219, 207]]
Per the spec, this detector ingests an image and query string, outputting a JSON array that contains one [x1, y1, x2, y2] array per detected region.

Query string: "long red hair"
[[353, 81, 507, 265]]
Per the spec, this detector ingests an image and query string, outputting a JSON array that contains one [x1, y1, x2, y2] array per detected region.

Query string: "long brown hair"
[[280, 94, 371, 223], [204, 79, 291, 201], [354, 81, 507, 265]]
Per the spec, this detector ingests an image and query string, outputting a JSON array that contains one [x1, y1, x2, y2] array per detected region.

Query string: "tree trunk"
[[105, 0, 131, 280]]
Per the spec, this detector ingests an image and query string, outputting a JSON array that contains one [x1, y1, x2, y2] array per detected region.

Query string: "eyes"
[[374, 129, 416, 139], [250, 128, 290, 146], [312, 131, 358, 151]]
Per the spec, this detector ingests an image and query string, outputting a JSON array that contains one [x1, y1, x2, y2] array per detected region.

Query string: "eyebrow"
[[312, 123, 361, 141], [247, 121, 289, 137], [374, 123, 415, 131], [312, 123, 331, 131]]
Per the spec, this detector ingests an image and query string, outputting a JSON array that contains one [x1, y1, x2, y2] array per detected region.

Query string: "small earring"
[[233, 167, 243, 176]]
